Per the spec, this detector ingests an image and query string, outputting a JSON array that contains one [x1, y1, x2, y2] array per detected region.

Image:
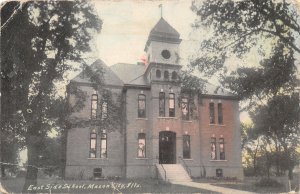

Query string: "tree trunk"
[[1, 165, 5, 178], [22, 140, 39, 193], [288, 168, 293, 180]]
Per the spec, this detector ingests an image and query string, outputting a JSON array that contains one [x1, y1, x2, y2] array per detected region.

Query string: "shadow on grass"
[[2, 177, 218, 193]]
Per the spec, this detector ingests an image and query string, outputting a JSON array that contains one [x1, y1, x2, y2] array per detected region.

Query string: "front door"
[[159, 131, 176, 164]]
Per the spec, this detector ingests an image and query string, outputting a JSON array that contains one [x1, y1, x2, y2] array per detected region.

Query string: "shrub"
[[255, 178, 283, 187]]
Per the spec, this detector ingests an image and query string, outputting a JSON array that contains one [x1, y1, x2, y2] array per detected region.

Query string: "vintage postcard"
[[1, 0, 300, 193]]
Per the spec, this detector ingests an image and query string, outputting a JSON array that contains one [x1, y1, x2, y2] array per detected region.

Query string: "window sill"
[[183, 158, 193, 161], [136, 158, 148, 160], [210, 160, 227, 162], [157, 117, 178, 119], [136, 118, 148, 120], [88, 158, 108, 160], [183, 120, 193, 123], [209, 124, 226, 127]]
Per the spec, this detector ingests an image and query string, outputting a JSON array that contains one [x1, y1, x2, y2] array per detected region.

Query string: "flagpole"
[[159, 4, 163, 18]]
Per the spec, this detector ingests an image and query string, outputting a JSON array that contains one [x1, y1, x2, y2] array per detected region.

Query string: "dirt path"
[[171, 181, 256, 194]]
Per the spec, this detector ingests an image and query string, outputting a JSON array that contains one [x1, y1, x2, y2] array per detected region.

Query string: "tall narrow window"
[[137, 133, 146, 158], [183, 135, 191, 159], [138, 94, 146, 118], [156, 69, 161, 78], [91, 94, 98, 119], [219, 138, 225, 160], [181, 97, 189, 120], [218, 103, 223, 124], [211, 137, 217, 160], [100, 130, 107, 158], [89, 131, 97, 158], [169, 93, 175, 117], [209, 102, 215, 124], [159, 92, 165, 117], [164, 71, 169, 79], [101, 100, 108, 120]]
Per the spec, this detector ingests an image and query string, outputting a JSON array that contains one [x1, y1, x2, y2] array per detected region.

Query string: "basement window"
[[94, 168, 102, 178], [216, 169, 223, 177]]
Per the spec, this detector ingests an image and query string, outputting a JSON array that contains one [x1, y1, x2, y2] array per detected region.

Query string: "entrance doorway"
[[159, 131, 176, 164]]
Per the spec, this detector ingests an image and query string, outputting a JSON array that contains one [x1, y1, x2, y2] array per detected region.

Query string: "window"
[[137, 133, 146, 158], [159, 92, 165, 117], [172, 71, 177, 79], [183, 135, 191, 159], [164, 71, 169, 79], [89, 131, 97, 158], [209, 102, 215, 124], [94, 168, 102, 178], [218, 103, 223, 124], [169, 93, 175, 117], [219, 138, 225, 160], [211, 137, 217, 160], [138, 94, 146, 118], [100, 130, 107, 158], [181, 97, 189, 120], [216, 169, 223, 177], [91, 94, 98, 119], [156, 69, 161, 78], [101, 100, 108, 120]]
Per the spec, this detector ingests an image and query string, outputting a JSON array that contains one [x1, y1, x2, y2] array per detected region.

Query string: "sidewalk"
[[171, 181, 256, 194]]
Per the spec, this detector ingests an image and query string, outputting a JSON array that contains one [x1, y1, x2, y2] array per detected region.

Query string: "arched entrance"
[[159, 131, 176, 164]]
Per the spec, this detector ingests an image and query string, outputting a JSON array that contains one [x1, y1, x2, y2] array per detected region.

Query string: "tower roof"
[[150, 17, 180, 38], [144, 18, 181, 51]]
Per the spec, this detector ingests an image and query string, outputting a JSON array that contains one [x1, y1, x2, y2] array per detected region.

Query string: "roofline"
[[69, 81, 123, 89], [145, 62, 181, 76], [144, 37, 182, 52], [200, 94, 239, 100], [123, 84, 151, 90]]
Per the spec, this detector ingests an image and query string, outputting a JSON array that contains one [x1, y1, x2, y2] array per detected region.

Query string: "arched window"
[[209, 102, 215, 124], [159, 92, 165, 117], [211, 137, 217, 160], [156, 69, 161, 78], [183, 135, 191, 159], [91, 94, 98, 119], [89, 131, 97, 158], [138, 94, 146, 118], [218, 103, 223, 124], [219, 138, 225, 160], [169, 93, 175, 117], [172, 71, 177, 79], [181, 97, 189, 120], [137, 133, 146, 158], [100, 130, 107, 158], [164, 71, 169, 79]]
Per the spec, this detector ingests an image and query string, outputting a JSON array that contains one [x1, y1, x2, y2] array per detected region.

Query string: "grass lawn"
[[193, 177, 295, 193], [1, 177, 216, 193]]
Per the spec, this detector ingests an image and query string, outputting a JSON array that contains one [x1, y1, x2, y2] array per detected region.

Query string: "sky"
[[91, 0, 199, 67]]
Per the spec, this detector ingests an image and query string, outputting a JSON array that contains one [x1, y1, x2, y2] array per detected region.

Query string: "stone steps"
[[156, 164, 192, 182]]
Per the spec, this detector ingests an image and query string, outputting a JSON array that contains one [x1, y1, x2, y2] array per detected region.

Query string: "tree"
[[1, 1, 101, 191], [250, 94, 300, 179], [191, 0, 299, 100]]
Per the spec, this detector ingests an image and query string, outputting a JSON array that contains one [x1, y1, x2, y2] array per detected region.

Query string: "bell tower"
[[144, 17, 182, 83]]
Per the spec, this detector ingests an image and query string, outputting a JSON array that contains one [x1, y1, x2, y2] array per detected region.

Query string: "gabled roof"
[[110, 63, 148, 86], [71, 59, 124, 86]]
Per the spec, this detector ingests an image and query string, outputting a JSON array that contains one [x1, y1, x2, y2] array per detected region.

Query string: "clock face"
[[161, 50, 171, 59]]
